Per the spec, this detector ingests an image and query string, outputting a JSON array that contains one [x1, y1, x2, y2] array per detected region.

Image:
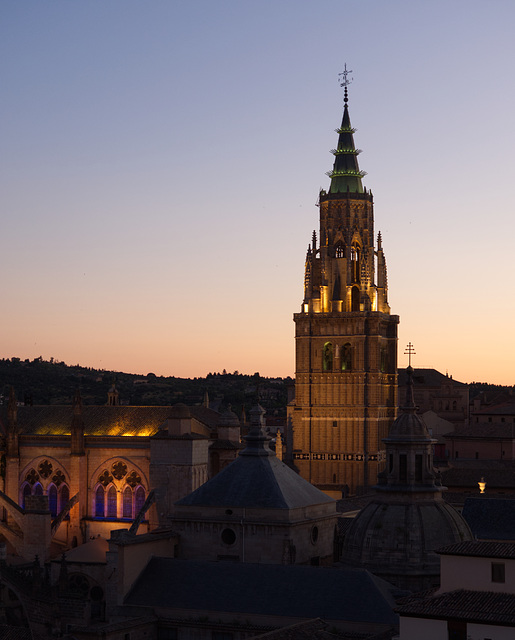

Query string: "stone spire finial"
[[71, 387, 85, 455], [239, 404, 273, 458], [7, 386, 17, 425], [73, 387, 82, 415]]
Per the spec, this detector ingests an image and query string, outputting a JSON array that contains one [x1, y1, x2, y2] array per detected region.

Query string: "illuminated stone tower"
[[288, 71, 399, 497]]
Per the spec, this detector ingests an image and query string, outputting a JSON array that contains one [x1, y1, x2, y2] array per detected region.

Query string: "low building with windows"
[[397, 541, 515, 640]]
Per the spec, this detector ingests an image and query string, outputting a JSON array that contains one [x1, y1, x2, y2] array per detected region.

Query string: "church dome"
[[219, 405, 240, 428], [385, 411, 428, 440], [341, 365, 473, 590], [342, 497, 472, 590]]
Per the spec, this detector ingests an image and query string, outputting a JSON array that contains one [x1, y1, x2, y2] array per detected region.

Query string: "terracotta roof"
[[474, 400, 515, 416], [1, 404, 221, 437], [437, 540, 515, 558], [445, 423, 515, 439], [396, 589, 515, 625], [397, 368, 467, 388]]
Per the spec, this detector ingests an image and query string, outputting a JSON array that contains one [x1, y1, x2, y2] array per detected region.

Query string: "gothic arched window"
[[95, 486, 105, 517], [351, 286, 360, 312], [335, 241, 345, 258], [48, 484, 58, 517], [60, 484, 70, 513], [135, 487, 146, 515], [351, 244, 361, 283], [123, 487, 132, 519], [22, 484, 31, 509], [323, 342, 333, 371], [107, 486, 117, 518], [342, 343, 352, 372], [34, 483, 43, 496]]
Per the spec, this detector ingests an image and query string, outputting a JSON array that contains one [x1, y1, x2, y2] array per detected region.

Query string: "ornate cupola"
[[377, 362, 440, 492], [287, 67, 399, 496], [341, 350, 473, 591]]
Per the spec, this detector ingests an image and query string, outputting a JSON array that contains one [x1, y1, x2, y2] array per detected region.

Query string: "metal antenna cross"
[[404, 342, 416, 367]]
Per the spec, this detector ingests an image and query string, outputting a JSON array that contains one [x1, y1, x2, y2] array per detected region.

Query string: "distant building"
[[397, 541, 515, 639], [397, 368, 469, 428]]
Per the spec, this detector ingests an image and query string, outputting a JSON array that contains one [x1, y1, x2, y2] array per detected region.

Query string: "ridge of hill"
[[0, 357, 290, 417]]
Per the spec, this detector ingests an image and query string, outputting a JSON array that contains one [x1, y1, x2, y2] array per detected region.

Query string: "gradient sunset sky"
[[2, 1, 515, 384]]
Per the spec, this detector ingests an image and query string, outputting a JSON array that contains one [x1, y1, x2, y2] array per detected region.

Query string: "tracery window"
[[335, 241, 345, 258], [22, 484, 31, 509], [94, 463, 146, 519], [60, 484, 70, 512], [48, 484, 58, 517], [351, 244, 361, 283], [135, 486, 146, 515], [123, 487, 132, 518], [95, 486, 105, 517], [107, 486, 117, 518]]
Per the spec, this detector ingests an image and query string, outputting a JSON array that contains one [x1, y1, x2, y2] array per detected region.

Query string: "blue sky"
[[2, 1, 515, 383]]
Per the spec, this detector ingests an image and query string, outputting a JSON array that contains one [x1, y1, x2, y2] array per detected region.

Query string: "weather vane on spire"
[[404, 342, 416, 367], [338, 64, 353, 104]]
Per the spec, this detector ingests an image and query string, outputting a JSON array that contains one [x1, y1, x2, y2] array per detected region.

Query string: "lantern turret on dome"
[[341, 356, 473, 591]]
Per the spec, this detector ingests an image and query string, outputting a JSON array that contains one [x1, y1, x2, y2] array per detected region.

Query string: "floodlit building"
[[287, 78, 398, 497]]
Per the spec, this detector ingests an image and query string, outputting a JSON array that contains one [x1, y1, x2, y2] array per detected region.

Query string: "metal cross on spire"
[[404, 342, 416, 367], [338, 64, 353, 104]]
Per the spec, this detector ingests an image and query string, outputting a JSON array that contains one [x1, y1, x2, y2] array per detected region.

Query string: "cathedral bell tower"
[[287, 69, 399, 497]]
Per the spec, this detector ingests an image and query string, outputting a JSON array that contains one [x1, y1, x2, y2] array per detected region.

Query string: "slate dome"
[[341, 367, 472, 590]]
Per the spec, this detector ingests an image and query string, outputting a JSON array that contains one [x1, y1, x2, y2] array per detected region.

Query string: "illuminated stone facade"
[[0, 389, 241, 561], [287, 89, 398, 497]]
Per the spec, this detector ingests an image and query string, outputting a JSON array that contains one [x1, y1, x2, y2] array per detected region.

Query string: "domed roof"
[[342, 498, 472, 590], [341, 365, 473, 590], [385, 411, 430, 441], [219, 404, 240, 428]]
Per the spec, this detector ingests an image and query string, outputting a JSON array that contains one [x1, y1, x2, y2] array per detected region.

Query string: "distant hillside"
[[0, 357, 290, 417]]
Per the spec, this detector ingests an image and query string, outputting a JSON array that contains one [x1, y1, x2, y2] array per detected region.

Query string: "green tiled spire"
[[326, 78, 366, 194]]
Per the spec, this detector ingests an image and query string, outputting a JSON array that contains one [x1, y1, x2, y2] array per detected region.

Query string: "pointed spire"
[[73, 387, 82, 415], [403, 366, 417, 412], [71, 387, 85, 456], [8, 386, 17, 426], [327, 66, 366, 194], [6, 387, 19, 457]]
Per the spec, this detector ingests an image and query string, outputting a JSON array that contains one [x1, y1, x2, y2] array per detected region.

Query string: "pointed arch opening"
[[95, 486, 105, 518], [351, 286, 360, 312], [107, 486, 117, 518], [335, 241, 346, 258], [48, 484, 58, 517], [341, 343, 352, 372], [22, 484, 31, 509], [323, 342, 334, 371], [135, 486, 146, 516], [123, 486, 132, 519], [351, 244, 361, 283]]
